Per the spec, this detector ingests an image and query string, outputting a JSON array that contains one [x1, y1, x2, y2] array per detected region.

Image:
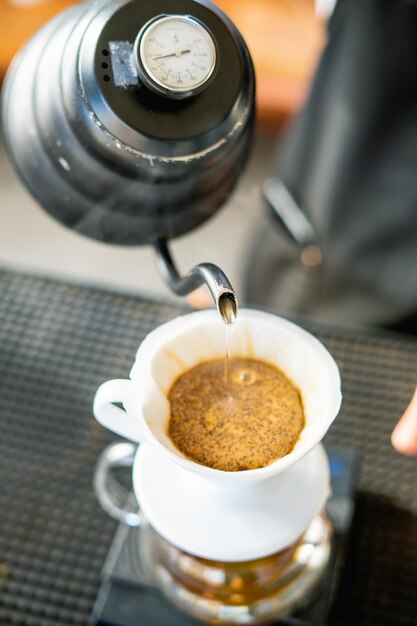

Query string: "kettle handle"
[[93, 441, 141, 527]]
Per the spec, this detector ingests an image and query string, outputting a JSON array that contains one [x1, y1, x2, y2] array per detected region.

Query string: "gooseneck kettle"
[[2, 0, 255, 321]]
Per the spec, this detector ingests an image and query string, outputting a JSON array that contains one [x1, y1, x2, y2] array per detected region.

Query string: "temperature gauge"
[[134, 14, 218, 99]]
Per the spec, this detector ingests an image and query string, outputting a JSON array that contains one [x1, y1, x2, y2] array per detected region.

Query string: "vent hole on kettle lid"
[[103, 75, 110, 82], [102, 49, 109, 56], [101, 62, 108, 69]]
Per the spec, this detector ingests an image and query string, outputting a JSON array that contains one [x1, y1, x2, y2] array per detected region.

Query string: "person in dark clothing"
[[244, 0, 417, 453]]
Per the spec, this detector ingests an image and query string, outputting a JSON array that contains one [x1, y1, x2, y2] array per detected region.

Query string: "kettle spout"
[[153, 239, 238, 325]]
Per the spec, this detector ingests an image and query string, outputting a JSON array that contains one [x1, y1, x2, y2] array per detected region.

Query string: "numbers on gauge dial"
[[138, 15, 217, 94]]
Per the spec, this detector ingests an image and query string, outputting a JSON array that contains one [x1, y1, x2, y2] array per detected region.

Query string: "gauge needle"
[[153, 49, 191, 60]]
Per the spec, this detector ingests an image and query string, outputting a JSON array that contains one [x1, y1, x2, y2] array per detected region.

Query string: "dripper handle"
[[93, 379, 145, 442], [94, 442, 141, 527]]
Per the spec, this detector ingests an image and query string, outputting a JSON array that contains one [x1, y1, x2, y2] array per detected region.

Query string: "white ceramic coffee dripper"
[[93, 308, 342, 563]]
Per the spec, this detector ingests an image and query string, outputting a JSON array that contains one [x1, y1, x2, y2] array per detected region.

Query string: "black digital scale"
[[93, 446, 359, 626]]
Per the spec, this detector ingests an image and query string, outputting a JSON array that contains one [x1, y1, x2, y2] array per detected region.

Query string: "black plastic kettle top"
[[2, 0, 255, 320]]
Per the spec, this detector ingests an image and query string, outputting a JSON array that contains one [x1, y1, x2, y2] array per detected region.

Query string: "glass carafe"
[[138, 513, 331, 624]]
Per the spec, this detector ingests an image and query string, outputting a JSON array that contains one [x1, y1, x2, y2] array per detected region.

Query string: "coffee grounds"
[[167, 358, 304, 471]]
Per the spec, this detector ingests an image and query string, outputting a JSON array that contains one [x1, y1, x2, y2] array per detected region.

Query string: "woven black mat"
[[0, 269, 416, 626]]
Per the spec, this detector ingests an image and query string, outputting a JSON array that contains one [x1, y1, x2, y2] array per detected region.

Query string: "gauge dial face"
[[134, 15, 217, 97]]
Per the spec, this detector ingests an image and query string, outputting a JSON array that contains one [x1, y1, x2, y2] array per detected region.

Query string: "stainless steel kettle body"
[[2, 0, 255, 246]]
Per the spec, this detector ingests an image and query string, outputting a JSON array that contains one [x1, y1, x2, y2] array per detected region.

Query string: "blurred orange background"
[[0, 0, 325, 128]]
